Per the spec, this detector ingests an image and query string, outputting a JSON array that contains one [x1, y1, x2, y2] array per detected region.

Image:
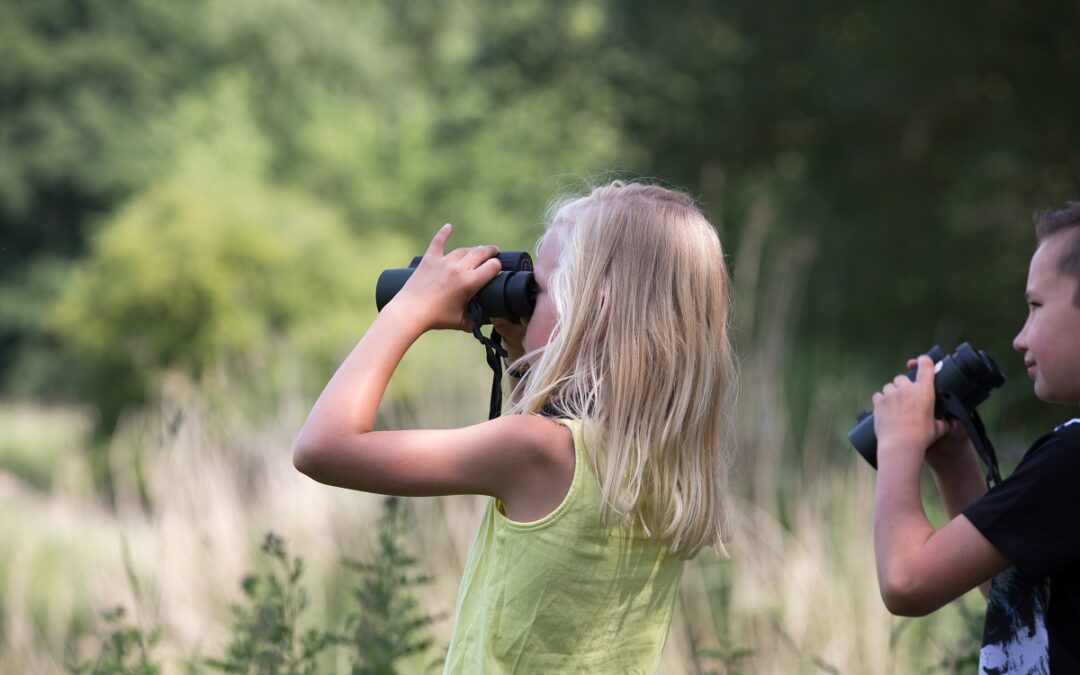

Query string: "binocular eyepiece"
[[848, 342, 1006, 469], [375, 251, 537, 323]]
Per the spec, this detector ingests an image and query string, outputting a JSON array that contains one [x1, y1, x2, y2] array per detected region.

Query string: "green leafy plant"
[[342, 497, 441, 675], [67, 606, 161, 675], [66, 501, 443, 674], [207, 533, 335, 675]]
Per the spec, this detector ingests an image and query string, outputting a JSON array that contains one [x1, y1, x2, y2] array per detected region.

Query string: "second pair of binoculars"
[[375, 251, 537, 323], [848, 342, 1007, 468]]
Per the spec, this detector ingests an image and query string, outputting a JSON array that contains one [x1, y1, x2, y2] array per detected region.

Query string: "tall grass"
[[1, 218, 983, 673]]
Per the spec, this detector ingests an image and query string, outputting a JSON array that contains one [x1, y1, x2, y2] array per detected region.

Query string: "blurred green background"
[[4, 0, 1079, 437], [1, 1, 1078, 672]]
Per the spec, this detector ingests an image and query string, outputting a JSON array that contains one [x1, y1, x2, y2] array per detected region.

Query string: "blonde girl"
[[294, 181, 737, 674]]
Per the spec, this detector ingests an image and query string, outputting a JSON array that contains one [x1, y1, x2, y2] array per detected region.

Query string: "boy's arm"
[[924, 440, 996, 597], [872, 356, 1010, 616], [926, 438, 986, 520], [293, 226, 574, 520]]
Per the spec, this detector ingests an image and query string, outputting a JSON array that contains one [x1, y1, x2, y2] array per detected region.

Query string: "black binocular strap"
[[467, 299, 508, 420], [935, 391, 1003, 487]]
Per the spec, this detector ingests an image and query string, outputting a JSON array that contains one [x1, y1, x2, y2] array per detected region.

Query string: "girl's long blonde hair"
[[508, 181, 737, 558]]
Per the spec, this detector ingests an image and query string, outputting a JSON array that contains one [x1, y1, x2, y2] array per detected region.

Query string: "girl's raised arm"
[[292, 225, 573, 516]]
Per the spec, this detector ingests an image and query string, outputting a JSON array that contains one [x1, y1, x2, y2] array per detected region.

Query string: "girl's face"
[[523, 227, 565, 355], [1013, 232, 1080, 406]]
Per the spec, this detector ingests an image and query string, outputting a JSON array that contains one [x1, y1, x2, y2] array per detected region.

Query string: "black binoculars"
[[848, 342, 1006, 469], [375, 251, 537, 323]]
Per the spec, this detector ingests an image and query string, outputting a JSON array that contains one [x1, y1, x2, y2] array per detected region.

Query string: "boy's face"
[[1013, 230, 1080, 406]]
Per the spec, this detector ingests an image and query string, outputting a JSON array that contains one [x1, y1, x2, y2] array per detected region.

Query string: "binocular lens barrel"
[[944, 344, 1006, 409], [848, 343, 1006, 469], [375, 251, 537, 323]]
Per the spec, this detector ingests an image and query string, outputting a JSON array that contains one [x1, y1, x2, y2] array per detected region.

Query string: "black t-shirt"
[[964, 418, 1080, 673]]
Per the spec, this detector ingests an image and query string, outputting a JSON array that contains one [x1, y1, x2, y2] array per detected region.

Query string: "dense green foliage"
[[2, 0, 1078, 433], [51, 171, 388, 429]]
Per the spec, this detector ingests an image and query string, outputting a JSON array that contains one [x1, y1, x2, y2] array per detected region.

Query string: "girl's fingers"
[[445, 246, 469, 261], [425, 224, 453, 259], [461, 244, 500, 269], [446, 245, 494, 265]]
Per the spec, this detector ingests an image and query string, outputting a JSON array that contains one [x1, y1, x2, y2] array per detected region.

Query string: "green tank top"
[[443, 419, 684, 674]]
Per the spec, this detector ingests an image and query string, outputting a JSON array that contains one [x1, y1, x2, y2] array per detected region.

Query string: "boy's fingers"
[[915, 354, 935, 385], [946, 419, 964, 439]]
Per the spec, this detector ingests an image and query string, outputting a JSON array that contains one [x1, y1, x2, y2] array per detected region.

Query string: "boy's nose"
[[1012, 329, 1027, 353]]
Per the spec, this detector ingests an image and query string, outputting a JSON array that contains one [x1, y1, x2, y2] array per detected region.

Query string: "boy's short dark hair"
[[1034, 202, 1080, 306]]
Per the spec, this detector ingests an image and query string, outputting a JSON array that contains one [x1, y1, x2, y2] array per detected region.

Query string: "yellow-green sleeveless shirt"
[[443, 419, 684, 674]]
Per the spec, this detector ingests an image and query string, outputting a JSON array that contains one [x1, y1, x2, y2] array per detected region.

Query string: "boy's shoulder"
[[1035, 417, 1080, 451], [1052, 417, 1080, 434], [1017, 417, 1080, 472], [1030, 417, 1080, 450]]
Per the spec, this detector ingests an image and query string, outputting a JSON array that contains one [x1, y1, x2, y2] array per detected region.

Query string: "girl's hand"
[[872, 355, 949, 463], [393, 224, 502, 332]]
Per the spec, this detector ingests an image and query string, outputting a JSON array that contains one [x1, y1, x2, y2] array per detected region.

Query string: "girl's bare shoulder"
[[483, 414, 577, 522], [484, 413, 575, 468]]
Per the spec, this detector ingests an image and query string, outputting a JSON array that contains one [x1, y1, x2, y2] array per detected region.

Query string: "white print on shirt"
[[979, 567, 1049, 675]]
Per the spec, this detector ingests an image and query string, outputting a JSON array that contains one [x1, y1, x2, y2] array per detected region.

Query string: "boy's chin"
[[1033, 382, 1080, 407]]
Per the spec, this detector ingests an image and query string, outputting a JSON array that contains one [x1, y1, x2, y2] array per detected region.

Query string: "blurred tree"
[[0, 0, 212, 391], [0, 0, 211, 263], [1, 0, 636, 407], [599, 0, 1080, 369], [50, 158, 396, 432]]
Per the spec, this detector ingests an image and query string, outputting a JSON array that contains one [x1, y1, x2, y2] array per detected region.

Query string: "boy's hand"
[[900, 358, 974, 471], [924, 418, 975, 471], [872, 355, 950, 464], [393, 224, 502, 332]]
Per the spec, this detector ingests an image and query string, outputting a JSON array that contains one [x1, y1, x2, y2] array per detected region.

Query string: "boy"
[[872, 203, 1080, 671]]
